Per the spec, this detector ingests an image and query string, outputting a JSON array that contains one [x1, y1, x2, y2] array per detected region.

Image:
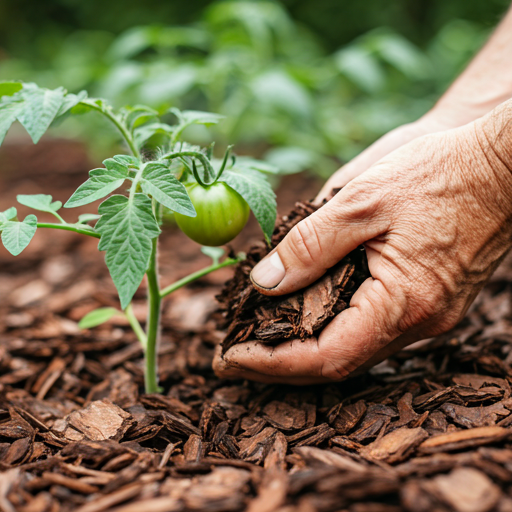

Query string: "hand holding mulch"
[[215, 99, 512, 384]]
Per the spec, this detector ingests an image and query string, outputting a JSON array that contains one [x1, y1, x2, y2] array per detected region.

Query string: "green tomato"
[[175, 182, 250, 246]]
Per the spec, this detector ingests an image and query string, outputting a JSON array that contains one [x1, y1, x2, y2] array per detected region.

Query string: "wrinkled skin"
[[214, 102, 512, 384]]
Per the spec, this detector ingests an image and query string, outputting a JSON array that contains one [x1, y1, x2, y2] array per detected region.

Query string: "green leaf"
[[65, 159, 131, 208], [1, 215, 37, 256], [0, 207, 18, 225], [96, 194, 160, 309], [17, 194, 62, 213], [140, 162, 196, 217], [123, 105, 158, 131], [56, 90, 88, 117], [0, 95, 25, 145], [175, 109, 225, 127], [79, 307, 121, 329], [78, 213, 101, 224], [112, 155, 140, 168], [0, 82, 23, 98], [219, 169, 276, 243], [134, 122, 174, 148], [234, 156, 281, 174], [201, 246, 225, 265], [17, 85, 66, 143]]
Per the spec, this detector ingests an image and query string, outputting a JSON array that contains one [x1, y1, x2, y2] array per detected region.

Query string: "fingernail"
[[251, 252, 285, 289]]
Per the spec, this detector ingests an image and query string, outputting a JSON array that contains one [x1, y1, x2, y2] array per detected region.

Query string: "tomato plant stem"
[[36, 223, 100, 238], [80, 100, 141, 160], [124, 303, 147, 350], [145, 237, 162, 394], [159, 256, 243, 299]]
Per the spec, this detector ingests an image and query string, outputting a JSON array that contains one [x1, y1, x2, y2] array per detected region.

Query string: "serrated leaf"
[[78, 213, 101, 224], [140, 162, 196, 217], [1, 215, 37, 256], [17, 86, 66, 143], [56, 90, 88, 117], [219, 169, 276, 243], [65, 168, 128, 208], [0, 82, 23, 97], [112, 155, 140, 168], [0, 95, 25, 146], [96, 194, 160, 309], [17, 194, 62, 213], [79, 307, 121, 329]]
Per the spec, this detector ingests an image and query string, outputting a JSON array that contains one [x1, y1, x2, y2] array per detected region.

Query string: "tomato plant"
[[0, 81, 280, 393]]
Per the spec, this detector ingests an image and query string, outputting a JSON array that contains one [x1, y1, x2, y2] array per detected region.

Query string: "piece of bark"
[[328, 400, 367, 434], [360, 427, 429, 464], [262, 401, 307, 431], [440, 400, 512, 428], [59, 399, 133, 442], [418, 426, 511, 454], [430, 467, 501, 512]]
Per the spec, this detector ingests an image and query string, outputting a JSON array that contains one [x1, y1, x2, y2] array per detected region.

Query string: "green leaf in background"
[[78, 213, 101, 224], [79, 307, 121, 329], [0, 214, 37, 256], [140, 162, 196, 217], [219, 168, 276, 243], [0, 95, 26, 145], [173, 109, 225, 127], [17, 85, 66, 143], [96, 194, 161, 309], [17, 194, 63, 213], [263, 147, 316, 175], [234, 156, 281, 174], [0, 82, 23, 98], [65, 157, 133, 208]]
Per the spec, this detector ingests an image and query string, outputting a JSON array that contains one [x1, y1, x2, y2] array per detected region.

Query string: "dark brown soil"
[[217, 199, 370, 353], [2, 138, 512, 512]]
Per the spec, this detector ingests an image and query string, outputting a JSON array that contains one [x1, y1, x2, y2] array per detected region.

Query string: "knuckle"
[[287, 217, 324, 266]]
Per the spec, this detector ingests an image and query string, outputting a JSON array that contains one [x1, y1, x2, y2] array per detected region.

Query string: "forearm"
[[425, 5, 512, 128]]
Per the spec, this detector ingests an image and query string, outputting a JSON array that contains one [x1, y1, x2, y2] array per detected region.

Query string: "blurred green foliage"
[[0, 0, 509, 175]]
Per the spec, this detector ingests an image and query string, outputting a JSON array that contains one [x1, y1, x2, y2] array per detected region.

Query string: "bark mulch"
[[2, 141, 512, 512]]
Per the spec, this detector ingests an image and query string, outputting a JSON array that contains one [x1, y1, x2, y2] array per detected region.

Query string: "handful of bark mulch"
[[218, 200, 371, 353]]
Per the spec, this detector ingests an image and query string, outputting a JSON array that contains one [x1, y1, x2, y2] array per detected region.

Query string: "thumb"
[[251, 184, 388, 295]]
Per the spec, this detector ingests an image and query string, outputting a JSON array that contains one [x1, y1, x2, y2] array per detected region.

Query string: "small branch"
[[160, 256, 242, 299], [124, 304, 147, 350], [37, 223, 100, 239], [80, 100, 141, 159]]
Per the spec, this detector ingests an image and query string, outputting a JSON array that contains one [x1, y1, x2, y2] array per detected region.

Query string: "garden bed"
[[2, 139, 512, 512]]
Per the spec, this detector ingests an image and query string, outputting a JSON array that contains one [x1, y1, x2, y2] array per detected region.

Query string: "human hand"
[[214, 101, 512, 384], [316, 112, 462, 201]]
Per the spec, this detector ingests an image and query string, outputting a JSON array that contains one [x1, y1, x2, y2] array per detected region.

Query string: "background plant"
[[0, 0, 504, 176], [0, 81, 280, 393]]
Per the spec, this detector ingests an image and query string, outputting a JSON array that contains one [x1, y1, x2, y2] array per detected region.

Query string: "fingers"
[[250, 181, 389, 295], [215, 275, 411, 384]]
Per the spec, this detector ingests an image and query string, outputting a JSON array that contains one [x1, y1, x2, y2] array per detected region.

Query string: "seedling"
[[0, 82, 279, 393]]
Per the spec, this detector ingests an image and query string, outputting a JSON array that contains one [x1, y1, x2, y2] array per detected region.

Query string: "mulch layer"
[[2, 139, 512, 512]]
